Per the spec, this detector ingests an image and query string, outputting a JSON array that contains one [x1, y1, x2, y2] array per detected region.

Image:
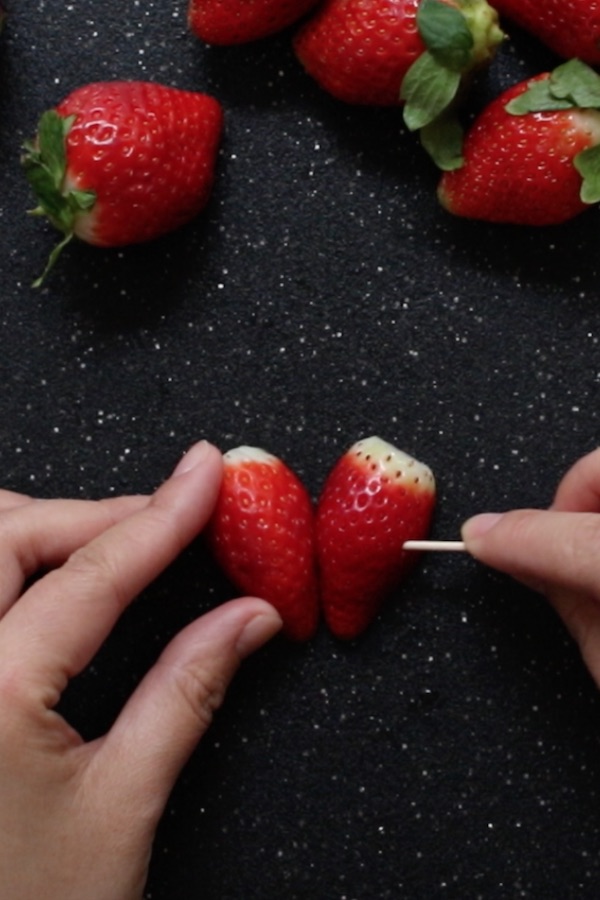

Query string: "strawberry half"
[[188, 0, 320, 45], [491, 0, 600, 67], [22, 81, 223, 285], [293, 0, 503, 128], [205, 446, 319, 642], [438, 60, 600, 225], [316, 437, 436, 641]]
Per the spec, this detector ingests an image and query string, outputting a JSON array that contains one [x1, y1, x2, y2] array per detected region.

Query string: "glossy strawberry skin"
[[438, 76, 600, 225], [53, 81, 223, 246], [316, 437, 435, 640], [491, 0, 600, 66], [206, 447, 319, 642], [188, 0, 319, 45], [294, 0, 427, 106]]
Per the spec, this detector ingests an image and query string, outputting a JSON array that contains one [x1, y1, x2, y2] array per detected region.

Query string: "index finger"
[[0, 441, 223, 702], [462, 507, 600, 598]]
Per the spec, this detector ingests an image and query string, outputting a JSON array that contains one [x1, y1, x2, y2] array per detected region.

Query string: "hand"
[[462, 447, 600, 687], [0, 440, 282, 900]]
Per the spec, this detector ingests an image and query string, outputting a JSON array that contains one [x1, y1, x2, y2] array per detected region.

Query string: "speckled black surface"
[[2, 4, 600, 899]]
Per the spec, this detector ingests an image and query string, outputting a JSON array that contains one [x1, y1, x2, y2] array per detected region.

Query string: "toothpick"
[[403, 540, 466, 552]]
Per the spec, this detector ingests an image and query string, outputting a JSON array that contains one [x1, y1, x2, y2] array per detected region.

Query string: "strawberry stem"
[[31, 232, 74, 289], [22, 109, 96, 287], [402, 0, 504, 169]]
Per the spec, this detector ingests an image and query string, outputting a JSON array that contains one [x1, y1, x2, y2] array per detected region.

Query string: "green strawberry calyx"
[[401, 0, 504, 170], [506, 58, 600, 206], [21, 109, 96, 287]]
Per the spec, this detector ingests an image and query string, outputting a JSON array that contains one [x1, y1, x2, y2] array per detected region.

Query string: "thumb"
[[461, 507, 600, 597], [92, 597, 282, 824]]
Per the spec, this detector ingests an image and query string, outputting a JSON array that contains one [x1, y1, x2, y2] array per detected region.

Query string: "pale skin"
[[3, 443, 600, 899], [0, 440, 282, 900], [463, 446, 600, 689]]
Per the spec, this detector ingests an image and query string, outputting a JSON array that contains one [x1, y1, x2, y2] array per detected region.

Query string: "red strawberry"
[[188, 0, 320, 45], [491, 0, 600, 66], [316, 437, 436, 641], [438, 60, 600, 226], [206, 446, 319, 642], [22, 81, 223, 285], [293, 0, 503, 123]]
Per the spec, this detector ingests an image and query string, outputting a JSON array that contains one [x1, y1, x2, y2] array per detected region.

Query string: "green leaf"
[[37, 111, 74, 187], [417, 0, 474, 72], [549, 58, 600, 107], [21, 108, 96, 286], [401, 52, 462, 131], [420, 114, 464, 171], [507, 59, 600, 116], [574, 143, 600, 204], [68, 189, 96, 213], [506, 80, 574, 115]]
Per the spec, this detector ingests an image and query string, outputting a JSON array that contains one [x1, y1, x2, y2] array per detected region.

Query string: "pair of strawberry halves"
[[205, 437, 436, 642]]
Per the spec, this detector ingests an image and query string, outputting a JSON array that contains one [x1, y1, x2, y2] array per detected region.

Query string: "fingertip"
[[235, 600, 283, 658], [461, 512, 505, 545], [169, 596, 282, 661], [171, 440, 222, 478], [151, 440, 224, 529]]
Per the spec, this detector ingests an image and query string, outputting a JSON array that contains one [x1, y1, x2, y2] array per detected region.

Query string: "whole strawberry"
[[206, 446, 319, 642], [188, 0, 320, 45], [438, 60, 600, 226], [22, 81, 223, 285], [293, 0, 503, 128], [491, 0, 600, 66], [316, 437, 436, 641]]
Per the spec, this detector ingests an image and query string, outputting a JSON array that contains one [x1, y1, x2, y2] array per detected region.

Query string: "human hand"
[[462, 447, 600, 687], [0, 440, 282, 900]]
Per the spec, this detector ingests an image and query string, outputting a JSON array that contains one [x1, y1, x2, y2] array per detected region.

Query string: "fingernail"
[[236, 611, 283, 659], [172, 440, 211, 477], [461, 512, 505, 541]]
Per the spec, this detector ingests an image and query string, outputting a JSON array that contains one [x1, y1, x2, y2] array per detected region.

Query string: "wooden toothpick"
[[403, 540, 466, 552]]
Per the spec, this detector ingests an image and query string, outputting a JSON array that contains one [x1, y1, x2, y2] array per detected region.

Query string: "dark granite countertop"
[[1, 4, 600, 898]]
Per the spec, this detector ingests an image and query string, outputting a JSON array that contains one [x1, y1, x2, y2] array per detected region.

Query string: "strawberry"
[[293, 0, 503, 130], [491, 0, 600, 66], [205, 446, 319, 642], [188, 0, 320, 45], [22, 81, 223, 285], [438, 59, 600, 226], [315, 437, 436, 641]]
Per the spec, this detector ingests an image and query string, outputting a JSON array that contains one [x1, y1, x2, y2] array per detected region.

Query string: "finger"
[[89, 598, 282, 825], [0, 495, 149, 616], [552, 447, 600, 513], [461, 508, 600, 597], [0, 489, 33, 511], [0, 441, 223, 697]]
